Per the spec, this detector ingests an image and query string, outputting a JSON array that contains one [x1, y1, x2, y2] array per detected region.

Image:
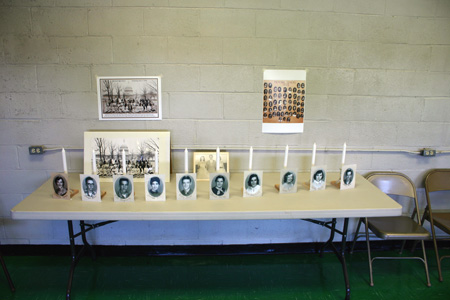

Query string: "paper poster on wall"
[[262, 70, 306, 133]]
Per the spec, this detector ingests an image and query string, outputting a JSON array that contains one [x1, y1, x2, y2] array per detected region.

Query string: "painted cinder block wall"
[[0, 0, 449, 246]]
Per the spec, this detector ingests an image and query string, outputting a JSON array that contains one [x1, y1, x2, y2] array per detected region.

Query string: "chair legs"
[[0, 251, 15, 292], [351, 217, 431, 287]]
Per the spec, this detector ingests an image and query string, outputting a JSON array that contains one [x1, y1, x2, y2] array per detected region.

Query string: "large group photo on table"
[[84, 131, 171, 182], [97, 76, 162, 120]]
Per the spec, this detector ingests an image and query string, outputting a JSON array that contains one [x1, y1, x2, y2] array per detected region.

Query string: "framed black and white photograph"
[[84, 131, 171, 183], [340, 164, 356, 190], [243, 171, 263, 197], [279, 169, 298, 194], [145, 174, 165, 201], [193, 151, 229, 181], [51, 173, 70, 200], [80, 174, 101, 202], [113, 175, 134, 202], [310, 166, 326, 191], [97, 76, 162, 120], [210, 173, 230, 199], [176, 173, 197, 200]]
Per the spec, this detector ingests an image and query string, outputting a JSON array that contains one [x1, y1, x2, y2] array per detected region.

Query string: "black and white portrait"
[[176, 173, 197, 200], [145, 174, 165, 201], [280, 170, 297, 194], [243, 171, 263, 197], [113, 175, 134, 202], [310, 167, 326, 191], [80, 174, 101, 202], [340, 164, 356, 190], [52, 173, 70, 199], [210, 173, 229, 199]]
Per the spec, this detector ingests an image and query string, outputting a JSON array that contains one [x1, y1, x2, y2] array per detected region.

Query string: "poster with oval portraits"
[[243, 171, 263, 197], [52, 173, 70, 200], [113, 174, 134, 202], [210, 173, 229, 199], [340, 164, 356, 190], [310, 166, 326, 191], [80, 174, 101, 202], [145, 174, 165, 201], [279, 169, 297, 194], [176, 173, 196, 200]]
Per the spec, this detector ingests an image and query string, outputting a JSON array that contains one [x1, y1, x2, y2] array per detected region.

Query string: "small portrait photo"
[[80, 174, 101, 202], [210, 173, 230, 199], [243, 171, 263, 197], [280, 169, 298, 194], [340, 164, 357, 190], [145, 174, 166, 201], [113, 175, 134, 202], [310, 166, 326, 191], [176, 173, 197, 200], [193, 152, 229, 181], [52, 173, 70, 200]]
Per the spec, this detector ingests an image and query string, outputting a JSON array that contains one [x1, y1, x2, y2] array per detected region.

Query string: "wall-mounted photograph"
[[84, 131, 171, 182], [97, 76, 162, 120]]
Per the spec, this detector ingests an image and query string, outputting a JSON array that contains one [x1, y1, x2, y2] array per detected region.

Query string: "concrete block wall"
[[0, 0, 449, 246]]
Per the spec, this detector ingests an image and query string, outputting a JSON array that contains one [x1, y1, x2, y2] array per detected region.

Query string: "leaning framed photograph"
[[84, 130, 171, 182], [97, 76, 162, 120], [193, 152, 229, 181]]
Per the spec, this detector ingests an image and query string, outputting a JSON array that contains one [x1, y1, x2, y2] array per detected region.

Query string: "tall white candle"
[[216, 147, 220, 171], [184, 148, 188, 173], [249, 146, 253, 171], [341, 142, 347, 165], [92, 149, 97, 174], [62, 148, 68, 174], [155, 150, 159, 174], [283, 145, 289, 168], [312, 143, 316, 166], [122, 149, 126, 174]]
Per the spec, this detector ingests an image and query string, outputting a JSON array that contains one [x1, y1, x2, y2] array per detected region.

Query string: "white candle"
[[341, 142, 347, 165], [155, 151, 159, 174], [62, 148, 68, 174], [184, 148, 188, 173], [92, 149, 97, 174], [216, 147, 220, 171], [249, 146, 253, 171], [283, 145, 289, 168], [122, 149, 126, 174], [311, 143, 316, 166]]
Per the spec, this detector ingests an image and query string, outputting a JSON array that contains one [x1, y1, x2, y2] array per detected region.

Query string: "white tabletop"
[[11, 172, 401, 221]]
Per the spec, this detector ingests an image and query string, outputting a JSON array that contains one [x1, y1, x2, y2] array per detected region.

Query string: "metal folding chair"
[[422, 169, 450, 281], [350, 171, 431, 287]]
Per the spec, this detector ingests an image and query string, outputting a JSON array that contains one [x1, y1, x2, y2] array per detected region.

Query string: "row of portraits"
[[51, 165, 356, 202]]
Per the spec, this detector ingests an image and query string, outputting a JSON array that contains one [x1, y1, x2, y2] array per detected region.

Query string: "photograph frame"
[[80, 174, 101, 202], [84, 130, 171, 183], [193, 151, 229, 181], [113, 174, 134, 202], [340, 164, 357, 190], [279, 169, 298, 194], [176, 173, 197, 200], [210, 173, 230, 200], [310, 166, 327, 191], [97, 76, 162, 121], [145, 174, 166, 201], [243, 170, 263, 198], [51, 173, 70, 200]]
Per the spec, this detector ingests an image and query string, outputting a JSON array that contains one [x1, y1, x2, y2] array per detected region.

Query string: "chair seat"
[[368, 216, 431, 240], [432, 212, 450, 234]]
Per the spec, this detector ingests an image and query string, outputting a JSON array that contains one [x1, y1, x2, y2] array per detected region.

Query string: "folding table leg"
[[0, 250, 15, 292]]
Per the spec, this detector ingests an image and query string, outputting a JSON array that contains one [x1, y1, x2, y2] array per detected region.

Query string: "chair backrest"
[[425, 169, 450, 193], [365, 172, 421, 221]]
